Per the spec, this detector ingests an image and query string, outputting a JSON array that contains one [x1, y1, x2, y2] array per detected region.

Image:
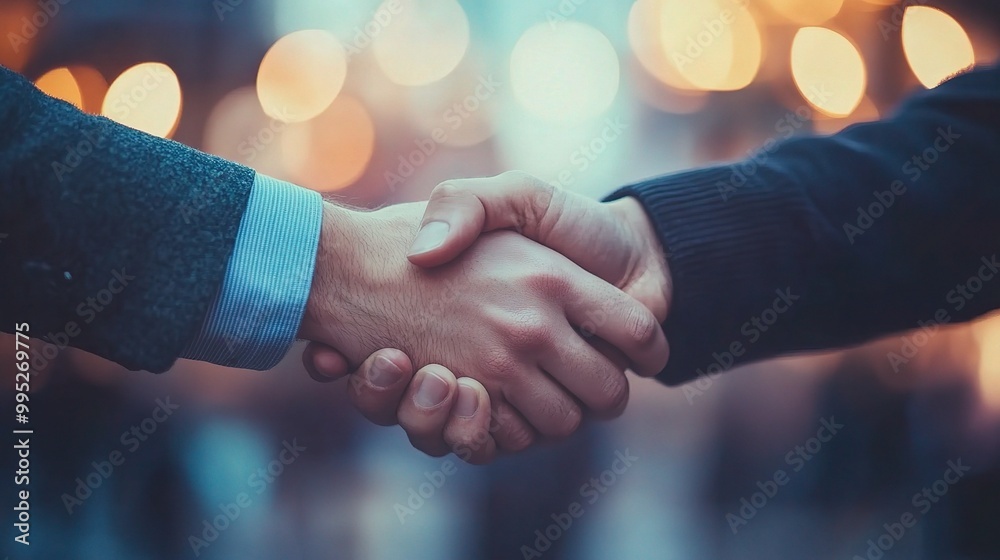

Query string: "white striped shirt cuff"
[[181, 173, 323, 370]]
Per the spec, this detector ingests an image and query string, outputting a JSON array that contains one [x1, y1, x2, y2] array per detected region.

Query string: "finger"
[[406, 171, 557, 267], [539, 326, 630, 419], [490, 400, 538, 453], [588, 336, 630, 372], [302, 342, 351, 383], [347, 349, 415, 427], [445, 378, 498, 465], [564, 277, 669, 377], [503, 367, 583, 439], [398, 365, 459, 457]]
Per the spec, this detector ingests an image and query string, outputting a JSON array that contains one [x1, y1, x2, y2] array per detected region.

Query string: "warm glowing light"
[[69, 66, 108, 114], [102, 62, 183, 138], [35, 67, 82, 108], [511, 22, 619, 123], [791, 27, 866, 117], [764, 0, 843, 25], [407, 67, 498, 148], [204, 87, 288, 177], [976, 319, 1000, 412], [257, 30, 347, 123], [902, 6, 974, 88], [373, 0, 469, 87], [657, 0, 761, 91], [628, 0, 693, 90], [721, 4, 763, 90], [659, 0, 731, 90], [0, 1, 38, 72], [282, 95, 376, 192]]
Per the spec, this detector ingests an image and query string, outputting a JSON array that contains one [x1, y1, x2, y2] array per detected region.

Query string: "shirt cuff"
[[181, 174, 323, 370]]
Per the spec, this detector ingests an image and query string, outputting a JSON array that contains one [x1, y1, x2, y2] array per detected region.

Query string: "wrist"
[[298, 202, 366, 345], [608, 196, 672, 321]]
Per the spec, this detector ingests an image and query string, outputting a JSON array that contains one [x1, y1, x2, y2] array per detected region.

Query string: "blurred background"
[[2, 0, 1000, 558]]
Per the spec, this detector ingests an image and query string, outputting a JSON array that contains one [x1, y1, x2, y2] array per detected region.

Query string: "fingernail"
[[369, 355, 403, 388], [455, 383, 479, 418], [414, 371, 450, 408], [408, 221, 450, 256]]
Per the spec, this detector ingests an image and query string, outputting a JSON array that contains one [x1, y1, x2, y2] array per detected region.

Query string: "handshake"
[[296, 171, 672, 464]]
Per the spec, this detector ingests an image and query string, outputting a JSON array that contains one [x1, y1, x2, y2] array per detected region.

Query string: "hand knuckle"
[[597, 373, 629, 414], [501, 422, 536, 452], [481, 349, 518, 383], [625, 306, 659, 346], [502, 310, 551, 349], [526, 271, 571, 296], [548, 403, 583, 439]]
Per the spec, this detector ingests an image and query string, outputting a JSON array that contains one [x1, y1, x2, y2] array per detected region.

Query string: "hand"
[[297, 200, 668, 458], [407, 171, 671, 320], [302, 347, 499, 464]]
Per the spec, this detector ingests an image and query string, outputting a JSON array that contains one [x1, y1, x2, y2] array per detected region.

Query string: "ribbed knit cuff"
[[607, 165, 811, 386]]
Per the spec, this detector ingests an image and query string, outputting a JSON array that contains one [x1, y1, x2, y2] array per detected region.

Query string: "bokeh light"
[[764, 0, 843, 25], [69, 65, 109, 114], [282, 95, 376, 192], [406, 61, 498, 148], [204, 86, 288, 177], [511, 22, 620, 123], [902, 6, 975, 88], [372, 0, 470, 87], [101, 62, 183, 138], [34, 67, 82, 108], [791, 27, 866, 117], [628, 0, 694, 90], [257, 29, 347, 123], [658, 0, 732, 90], [0, 0, 38, 72], [719, 2, 764, 91], [656, 0, 762, 92], [976, 319, 1000, 412]]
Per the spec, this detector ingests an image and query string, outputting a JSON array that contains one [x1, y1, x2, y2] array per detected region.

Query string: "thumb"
[[302, 342, 352, 383], [406, 171, 556, 268]]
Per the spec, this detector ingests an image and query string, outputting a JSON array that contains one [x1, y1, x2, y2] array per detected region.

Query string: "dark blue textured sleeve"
[[609, 65, 1000, 386], [0, 65, 256, 372]]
